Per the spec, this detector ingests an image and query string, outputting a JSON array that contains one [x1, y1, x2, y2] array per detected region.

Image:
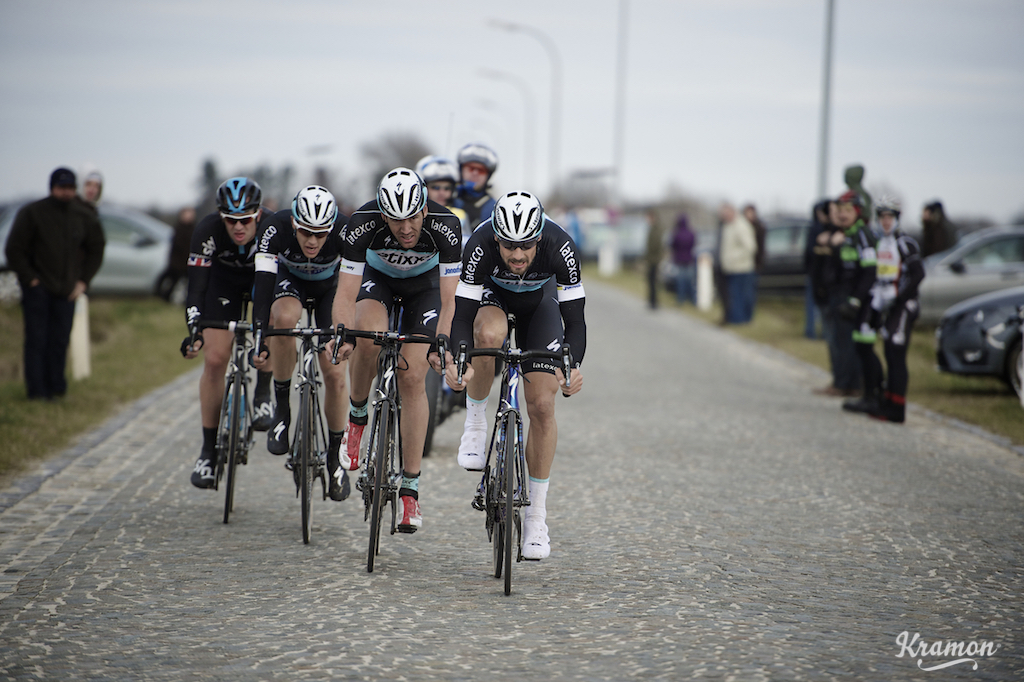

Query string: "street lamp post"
[[479, 68, 537, 191], [489, 19, 562, 193], [816, 0, 835, 200]]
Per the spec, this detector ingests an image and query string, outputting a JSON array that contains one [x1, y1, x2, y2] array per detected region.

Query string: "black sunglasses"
[[497, 237, 539, 251]]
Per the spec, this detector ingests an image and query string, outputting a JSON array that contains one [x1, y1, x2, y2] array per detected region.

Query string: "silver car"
[[917, 225, 1024, 324], [0, 202, 173, 297]]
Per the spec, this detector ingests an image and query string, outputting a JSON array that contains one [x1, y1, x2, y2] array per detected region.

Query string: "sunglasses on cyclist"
[[297, 228, 329, 240], [428, 183, 454, 192], [221, 213, 258, 226], [497, 237, 539, 251]]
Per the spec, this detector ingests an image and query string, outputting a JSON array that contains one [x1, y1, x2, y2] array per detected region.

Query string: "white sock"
[[528, 478, 549, 521], [466, 396, 488, 428]]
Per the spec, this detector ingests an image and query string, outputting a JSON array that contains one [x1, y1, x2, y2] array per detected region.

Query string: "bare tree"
[[359, 132, 433, 189]]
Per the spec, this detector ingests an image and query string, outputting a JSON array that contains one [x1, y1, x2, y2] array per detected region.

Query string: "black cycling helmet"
[[216, 177, 262, 216]]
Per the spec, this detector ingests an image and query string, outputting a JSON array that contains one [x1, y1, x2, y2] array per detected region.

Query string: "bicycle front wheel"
[[299, 384, 314, 545], [501, 413, 516, 595], [223, 371, 244, 524], [367, 402, 396, 573]]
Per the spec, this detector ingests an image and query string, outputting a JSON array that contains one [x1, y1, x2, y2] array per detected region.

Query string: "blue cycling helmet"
[[216, 177, 262, 216]]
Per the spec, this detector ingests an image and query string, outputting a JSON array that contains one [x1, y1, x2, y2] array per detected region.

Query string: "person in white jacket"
[[717, 202, 757, 324]]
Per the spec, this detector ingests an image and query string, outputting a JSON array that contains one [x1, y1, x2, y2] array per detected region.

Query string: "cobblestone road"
[[1, 283, 1022, 680]]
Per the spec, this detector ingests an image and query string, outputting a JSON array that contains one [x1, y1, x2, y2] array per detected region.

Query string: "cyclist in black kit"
[[250, 185, 353, 501], [443, 191, 586, 560], [182, 177, 273, 489], [453, 142, 499, 232], [331, 167, 463, 533]]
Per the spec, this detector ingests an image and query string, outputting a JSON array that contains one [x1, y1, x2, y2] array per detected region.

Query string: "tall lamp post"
[[479, 68, 537, 191], [613, 0, 630, 209], [816, 0, 835, 200], [489, 19, 562, 193]]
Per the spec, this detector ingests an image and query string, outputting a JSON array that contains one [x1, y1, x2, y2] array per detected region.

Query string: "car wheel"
[[1004, 340, 1022, 398]]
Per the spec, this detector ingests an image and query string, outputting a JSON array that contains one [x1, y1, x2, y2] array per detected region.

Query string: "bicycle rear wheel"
[[223, 371, 243, 524], [367, 402, 393, 572], [299, 384, 314, 544]]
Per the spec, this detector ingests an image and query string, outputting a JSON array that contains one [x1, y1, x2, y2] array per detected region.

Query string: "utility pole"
[[816, 0, 835, 200]]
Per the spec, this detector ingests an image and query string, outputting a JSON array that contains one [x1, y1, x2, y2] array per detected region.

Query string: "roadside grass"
[[589, 262, 1024, 447], [0, 297, 195, 484]]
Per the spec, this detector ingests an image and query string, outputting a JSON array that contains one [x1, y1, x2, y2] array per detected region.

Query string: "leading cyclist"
[[251, 185, 353, 501], [443, 191, 586, 560], [182, 177, 274, 489], [331, 167, 463, 533]]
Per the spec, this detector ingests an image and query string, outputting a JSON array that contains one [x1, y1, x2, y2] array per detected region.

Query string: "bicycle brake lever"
[[456, 341, 468, 387], [561, 344, 572, 390], [437, 335, 448, 373], [331, 323, 345, 365]]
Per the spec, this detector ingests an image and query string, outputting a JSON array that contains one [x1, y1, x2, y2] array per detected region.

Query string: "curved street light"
[[478, 68, 537, 191], [489, 19, 562, 193]]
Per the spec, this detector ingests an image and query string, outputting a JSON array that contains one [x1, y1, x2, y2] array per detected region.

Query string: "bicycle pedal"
[[471, 495, 485, 511]]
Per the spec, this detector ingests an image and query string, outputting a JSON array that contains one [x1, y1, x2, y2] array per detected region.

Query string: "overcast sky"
[[1, 0, 1022, 224]]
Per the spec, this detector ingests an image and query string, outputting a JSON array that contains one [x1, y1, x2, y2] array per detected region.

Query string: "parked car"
[[0, 202, 173, 296], [661, 216, 811, 294], [935, 285, 1023, 397], [917, 225, 1024, 324]]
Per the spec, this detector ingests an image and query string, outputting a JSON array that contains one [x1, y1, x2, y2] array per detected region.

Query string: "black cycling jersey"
[[184, 209, 272, 330], [340, 198, 462, 281], [252, 208, 349, 330], [452, 217, 587, 367]]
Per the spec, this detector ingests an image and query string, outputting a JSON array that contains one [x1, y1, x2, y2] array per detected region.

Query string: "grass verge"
[[0, 296, 196, 484], [590, 262, 1024, 447]]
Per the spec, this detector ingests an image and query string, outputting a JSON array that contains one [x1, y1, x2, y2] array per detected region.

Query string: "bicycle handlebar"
[[456, 342, 573, 391], [325, 324, 436, 365]]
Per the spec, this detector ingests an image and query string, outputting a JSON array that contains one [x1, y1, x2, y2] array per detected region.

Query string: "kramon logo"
[[895, 631, 999, 672]]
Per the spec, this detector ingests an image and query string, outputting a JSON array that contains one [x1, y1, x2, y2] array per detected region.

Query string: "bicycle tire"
[[367, 402, 392, 573], [223, 371, 243, 524], [502, 413, 516, 595], [299, 383, 314, 545]]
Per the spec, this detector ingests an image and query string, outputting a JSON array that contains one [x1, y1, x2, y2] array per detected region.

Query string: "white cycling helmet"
[[377, 167, 427, 220], [291, 185, 338, 232], [875, 195, 901, 217], [492, 191, 545, 243], [457, 142, 499, 175], [415, 155, 459, 185]]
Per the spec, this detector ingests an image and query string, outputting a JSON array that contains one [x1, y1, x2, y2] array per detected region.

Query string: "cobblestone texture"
[[1, 283, 1021, 680]]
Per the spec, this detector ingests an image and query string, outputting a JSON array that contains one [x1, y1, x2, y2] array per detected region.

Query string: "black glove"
[[248, 344, 270, 368], [837, 297, 861, 321], [180, 332, 203, 357]]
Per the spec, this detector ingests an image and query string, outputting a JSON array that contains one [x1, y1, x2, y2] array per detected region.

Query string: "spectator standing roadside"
[[743, 203, 767, 310], [803, 200, 830, 338], [4, 167, 106, 400], [718, 202, 757, 324], [156, 206, 197, 303], [920, 200, 958, 257], [78, 167, 103, 216], [813, 200, 861, 396], [670, 213, 696, 305], [644, 209, 667, 309]]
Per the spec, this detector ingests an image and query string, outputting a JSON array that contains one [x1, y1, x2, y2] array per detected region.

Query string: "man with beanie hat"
[[5, 167, 106, 400]]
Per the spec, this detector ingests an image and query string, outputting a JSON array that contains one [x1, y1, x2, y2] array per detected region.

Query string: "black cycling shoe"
[[267, 417, 290, 455], [327, 449, 351, 501], [190, 450, 217, 489], [252, 397, 274, 432], [842, 397, 880, 414]]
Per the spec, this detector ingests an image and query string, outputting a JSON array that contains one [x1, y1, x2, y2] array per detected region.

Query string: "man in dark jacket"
[[5, 167, 106, 400], [920, 200, 958, 257]]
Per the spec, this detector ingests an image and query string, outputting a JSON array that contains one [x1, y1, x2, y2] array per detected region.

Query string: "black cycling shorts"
[[273, 270, 337, 329], [203, 269, 254, 323], [356, 267, 442, 337], [480, 279, 564, 375]]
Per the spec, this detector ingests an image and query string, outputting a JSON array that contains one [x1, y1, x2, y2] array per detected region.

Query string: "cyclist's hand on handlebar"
[[250, 345, 270, 370], [555, 366, 583, 397], [427, 350, 446, 375], [445, 358, 473, 391], [180, 333, 203, 359]]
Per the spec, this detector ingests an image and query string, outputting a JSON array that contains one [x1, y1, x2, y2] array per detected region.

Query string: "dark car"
[[935, 285, 1023, 397], [0, 202, 172, 296]]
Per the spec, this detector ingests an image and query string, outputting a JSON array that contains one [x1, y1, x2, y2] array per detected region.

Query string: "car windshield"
[[961, 236, 1024, 266]]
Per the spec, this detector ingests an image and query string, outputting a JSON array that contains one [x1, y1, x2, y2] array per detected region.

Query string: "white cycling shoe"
[[457, 425, 487, 471], [522, 515, 550, 560]]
